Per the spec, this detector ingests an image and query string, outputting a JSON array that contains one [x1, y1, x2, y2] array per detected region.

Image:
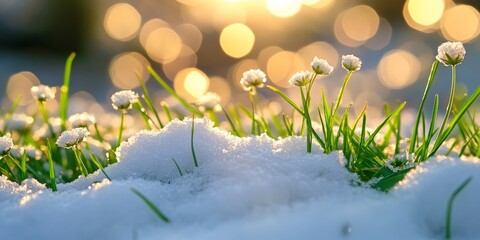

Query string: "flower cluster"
[[341, 55, 362, 72], [31, 85, 56, 102], [111, 90, 139, 110], [0, 136, 13, 156], [240, 69, 267, 94], [311, 57, 334, 75], [56, 128, 90, 149], [436, 41, 466, 66], [6, 114, 34, 132], [68, 112, 96, 128], [196, 92, 221, 111], [289, 71, 312, 87]]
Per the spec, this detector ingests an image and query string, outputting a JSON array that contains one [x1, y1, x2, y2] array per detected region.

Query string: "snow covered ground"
[[0, 118, 479, 239]]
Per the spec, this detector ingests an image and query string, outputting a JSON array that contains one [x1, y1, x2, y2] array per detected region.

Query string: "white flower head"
[[33, 117, 62, 140], [31, 85, 56, 102], [311, 57, 334, 75], [68, 112, 96, 128], [240, 69, 267, 94], [289, 71, 312, 87], [9, 145, 24, 159], [196, 92, 221, 111], [6, 113, 34, 132], [56, 128, 90, 149], [342, 54, 362, 72], [436, 41, 466, 66], [111, 90, 139, 110], [0, 136, 14, 156]]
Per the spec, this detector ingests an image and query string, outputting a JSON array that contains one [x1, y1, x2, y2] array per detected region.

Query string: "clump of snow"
[[0, 118, 479, 239]]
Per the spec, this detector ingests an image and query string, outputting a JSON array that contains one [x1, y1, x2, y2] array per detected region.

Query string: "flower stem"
[[438, 65, 456, 138], [117, 110, 125, 148], [38, 101, 55, 137], [73, 146, 88, 177], [332, 71, 353, 118], [249, 92, 256, 135]]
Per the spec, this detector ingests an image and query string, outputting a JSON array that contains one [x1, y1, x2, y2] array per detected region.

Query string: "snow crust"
[[0, 118, 479, 239]]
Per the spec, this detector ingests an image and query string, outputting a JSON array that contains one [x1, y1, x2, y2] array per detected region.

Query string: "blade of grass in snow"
[[446, 176, 472, 240], [20, 151, 27, 180], [47, 141, 57, 191], [364, 102, 406, 147], [409, 60, 439, 154], [428, 87, 480, 158], [148, 66, 202, 116], [131, 188, 170, 223], [161, 102, 173, 122], [267, 85, 304, 117], [136, 72, 164, 128], [89, 153, 112, 181], [172, 158, 183, 177], [60, 52, 76, 131], [191, 115, 198, 168], [222, 107, 241, 137]]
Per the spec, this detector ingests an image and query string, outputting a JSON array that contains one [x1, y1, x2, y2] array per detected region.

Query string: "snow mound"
[[0, 118, 479, 239]]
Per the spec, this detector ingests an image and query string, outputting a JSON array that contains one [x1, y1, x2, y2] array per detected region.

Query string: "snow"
[[0, 118, 479, 239]]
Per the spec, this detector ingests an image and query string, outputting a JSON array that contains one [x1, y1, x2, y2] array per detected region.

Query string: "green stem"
[[438, 65, 456, 139], [47, 141, 57, 191], [60, 52, 76, 131], [38, 101, 55, 137], [300, 87, 312, 153], [446, 176, 472, 240], [191, 115, 198, 168], [249, 92, 256, 135], [117, 110, 125, 148], [409, 60, 439, 154], [73, 146, 88, 177], [332, 71, 353, 118]]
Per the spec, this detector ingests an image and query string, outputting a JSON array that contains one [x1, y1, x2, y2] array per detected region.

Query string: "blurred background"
[[0, 0, 479, 121]]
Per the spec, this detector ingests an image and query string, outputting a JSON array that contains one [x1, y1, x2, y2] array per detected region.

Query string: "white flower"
[[436, 41, 466, 66], [68, 112, 96, 128], [111, 90, 139, 110], [311, 57, 334, 75], [6, 114, 33, 132], [56, 128, 90, 149], [342, 54, 362, 72], [196, 92, 221, 111], [288, 71, 312, 87], [31, 85, 56, 101], [240, 69, 267, 94], [9, 145, 24, 159], [33, 118, 62, 140], [0, 136, 13, 156], [25, 145, 42, 160]]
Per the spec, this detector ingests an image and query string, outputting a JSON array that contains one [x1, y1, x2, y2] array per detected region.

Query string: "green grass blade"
[[147, 66, 202, 116], [60, 52, 76, 131], [46, 141, 57, 191], [445, 176, 472, 240], [191, 115, 199, 167], [365, 102, 406, 147], [409, 60, 439, 154], [222, 107, 241, 136], [89, 153, 112, 181], [136, 72, 164, 128], [266, 85, 304, 117], [172, 158, 183, 177], [131, 188, 170, 223], [429, 87, 480, 157]]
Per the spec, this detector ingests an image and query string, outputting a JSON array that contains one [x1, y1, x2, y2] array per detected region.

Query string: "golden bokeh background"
[[0, 0, 479, 116]]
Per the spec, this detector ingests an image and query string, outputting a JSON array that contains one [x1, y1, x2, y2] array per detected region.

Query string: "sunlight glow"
[[174, 68, 210, 101], [7, 71, 40, 105], [377, 50, 420, 89], [441, 5, 480, 42], [104, 3, 141, 41], [109, 52, 150, 89], [265, 0, 303, 18], [220, 23, 255, 58], [335, 5, 380, 47], [406, 0, 444, 27]]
